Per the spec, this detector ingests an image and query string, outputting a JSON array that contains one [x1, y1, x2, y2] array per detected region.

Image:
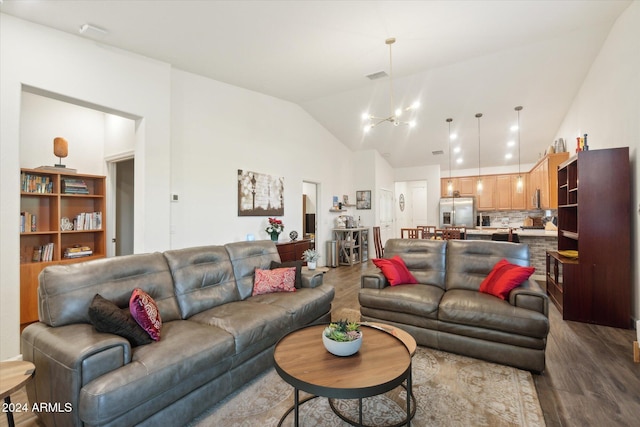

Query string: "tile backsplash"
[[480, 210, 557, 228]]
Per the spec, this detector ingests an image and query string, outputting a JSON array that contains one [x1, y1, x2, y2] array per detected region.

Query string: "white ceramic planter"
[[322, 331, 362, 356]]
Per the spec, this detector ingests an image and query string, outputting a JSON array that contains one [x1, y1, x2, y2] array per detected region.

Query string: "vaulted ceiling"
[[1, 0, 632, 170]]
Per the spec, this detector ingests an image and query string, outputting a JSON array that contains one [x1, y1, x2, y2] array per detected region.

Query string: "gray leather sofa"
[[359, 239, 549, 373], [21, 241, 334, 427]]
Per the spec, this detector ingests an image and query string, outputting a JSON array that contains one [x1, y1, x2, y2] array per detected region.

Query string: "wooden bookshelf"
[[19, 168, 106, 326]]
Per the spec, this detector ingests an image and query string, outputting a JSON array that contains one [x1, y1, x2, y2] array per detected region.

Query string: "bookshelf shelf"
[[20, 168, 106, 326]]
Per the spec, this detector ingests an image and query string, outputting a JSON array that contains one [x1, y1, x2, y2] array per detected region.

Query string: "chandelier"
[[362, 38, 420, 133]]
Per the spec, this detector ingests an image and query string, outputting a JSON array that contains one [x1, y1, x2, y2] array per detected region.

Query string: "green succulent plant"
[[324, 319, 361, 342]]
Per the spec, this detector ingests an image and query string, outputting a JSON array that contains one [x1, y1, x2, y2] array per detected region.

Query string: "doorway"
[[302, 181, 318, 248], [114, 159, 135, 256]]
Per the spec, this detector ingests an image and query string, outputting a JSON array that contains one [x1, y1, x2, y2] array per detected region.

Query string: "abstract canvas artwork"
[[238, 169, 284, 216]]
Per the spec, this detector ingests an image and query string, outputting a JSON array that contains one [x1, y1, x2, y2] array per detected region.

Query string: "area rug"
[[189, 346, 545, 427]]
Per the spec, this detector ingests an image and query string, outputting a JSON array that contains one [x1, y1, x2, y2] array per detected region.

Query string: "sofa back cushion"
[[383, 239, 447, 290], [224, 241, 282, 300], [163, 245, 240, 318], [446, 240, 531, 291], [38, 252, 181, 327]]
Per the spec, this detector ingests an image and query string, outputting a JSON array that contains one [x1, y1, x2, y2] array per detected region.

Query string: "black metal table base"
[[278, 381, 415, 427]]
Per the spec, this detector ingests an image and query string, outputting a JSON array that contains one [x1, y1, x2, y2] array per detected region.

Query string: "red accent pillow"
[[479, 259, 535, 300], [372, 255, 418, 286], [252, 267, 297, 296], [130, 288, 162, 341]]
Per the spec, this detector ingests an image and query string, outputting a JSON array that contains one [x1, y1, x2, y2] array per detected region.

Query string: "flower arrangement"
[[324, 320, 361, 342], [301, 248, 320, 262], [265, 217, 284, 235]]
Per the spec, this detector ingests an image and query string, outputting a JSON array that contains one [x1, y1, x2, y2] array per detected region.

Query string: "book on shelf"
[[20, 212, 37, 233], [64, 245, 93, 259], [21, 172, 53, 194], [32, 243, 54, 262], [61, 178, 89, 194], [73, 212, 102, 230]]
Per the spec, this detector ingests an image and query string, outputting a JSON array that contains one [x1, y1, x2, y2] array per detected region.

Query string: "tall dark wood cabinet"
[[547, 147, 631, 328]]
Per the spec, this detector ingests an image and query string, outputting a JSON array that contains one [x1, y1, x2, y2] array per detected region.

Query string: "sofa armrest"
[[361, 271, 389, 290], [21, 322, 131, 425], [301, 269, 324, 288], [509, 279, 549, 316]]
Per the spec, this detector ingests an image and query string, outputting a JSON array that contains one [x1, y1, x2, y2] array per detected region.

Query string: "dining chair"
[[401, 228, 420, 239], [445, 226, 466, 240], [417, 225, 436, 239], [373, 226, 384, 258], [441, 228, 462, 240]]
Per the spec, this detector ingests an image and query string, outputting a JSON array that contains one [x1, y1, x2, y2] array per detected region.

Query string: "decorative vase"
[[270, 232, 279, 242], [307, 261, 317, 270], [322, 331, 363, 357]]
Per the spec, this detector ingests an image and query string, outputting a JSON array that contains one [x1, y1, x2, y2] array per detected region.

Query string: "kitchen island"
[[466, 228, 557, 280]]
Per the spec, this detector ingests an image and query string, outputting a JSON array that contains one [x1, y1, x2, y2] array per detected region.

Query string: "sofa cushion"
[[130, 288, 162, 340], [383, 239, 447, 289], [88, 294, 152, 346], [358, 284, 444, 320], [38, 252, 181, 327], [163, 245, 240, 319], [78, 320, 235, 426], [480, 259, 535, 300], [438, 289, 549, 338], [249, 285, 335, 326], [270, 260, 303, 288], [372, 256, 418, 286], [225, 241, 282, 300], [188, 301, 290, 354], [445, 240, 531, 292], [252, 267, 296, 296]]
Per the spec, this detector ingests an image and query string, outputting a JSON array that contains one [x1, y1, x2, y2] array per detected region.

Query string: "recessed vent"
[[432, 150, 445, 155], [366, 71, 388, 80]]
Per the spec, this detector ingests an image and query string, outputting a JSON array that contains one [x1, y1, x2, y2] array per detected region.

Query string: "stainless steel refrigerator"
[[439, 197, 476, 228]]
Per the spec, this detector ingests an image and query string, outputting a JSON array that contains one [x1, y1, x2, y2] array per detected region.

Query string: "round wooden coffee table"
[[0, 361, 35, 427], [273, 323, 415, 427]]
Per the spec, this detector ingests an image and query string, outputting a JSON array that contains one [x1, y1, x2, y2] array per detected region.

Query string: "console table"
[[276, 239, 312, 264], [332, 228, 369, 266]]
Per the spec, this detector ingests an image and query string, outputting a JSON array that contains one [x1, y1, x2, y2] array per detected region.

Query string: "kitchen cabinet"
[[496, 174, 527, 210], [440, 177, 475, 197], [552, 147, 630, 328], [529, 152, 569, 209], [476, 175, 496, 211]]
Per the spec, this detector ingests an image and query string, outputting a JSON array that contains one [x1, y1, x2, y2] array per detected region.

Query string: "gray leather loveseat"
[[21, 241, 334, 426], [359, 239, 549, 373]]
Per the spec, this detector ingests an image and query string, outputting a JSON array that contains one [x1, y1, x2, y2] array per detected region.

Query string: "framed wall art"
[[356, 190, 371, 210], [238, 169, 284, 216]]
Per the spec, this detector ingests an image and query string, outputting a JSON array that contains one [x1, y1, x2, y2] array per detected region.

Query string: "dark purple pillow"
[[88, 294, 152, 346], [130, 288, 162, 341]]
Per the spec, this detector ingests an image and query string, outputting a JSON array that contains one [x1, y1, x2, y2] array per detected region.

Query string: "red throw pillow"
[[479, 259, 535, 300], [372, 255, 418, 286], [130, 288, 162, 341], [252, 267, 297, 296]]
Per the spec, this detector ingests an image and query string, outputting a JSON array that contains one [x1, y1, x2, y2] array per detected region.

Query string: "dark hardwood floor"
[[327, 261, 640, 427]]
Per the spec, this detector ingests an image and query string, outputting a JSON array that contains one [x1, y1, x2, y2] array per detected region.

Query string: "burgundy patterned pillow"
[[130, 288, 162, 341], [252, 267, 296, 296]]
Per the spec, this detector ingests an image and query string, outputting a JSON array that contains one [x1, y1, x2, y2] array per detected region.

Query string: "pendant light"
[[446, 118, 453, 196], [475, 113, 483, 195], [515, 106, 524, 194]]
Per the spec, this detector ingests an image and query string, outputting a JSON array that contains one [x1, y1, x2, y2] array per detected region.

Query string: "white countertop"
[[466, 228, 557, 237]]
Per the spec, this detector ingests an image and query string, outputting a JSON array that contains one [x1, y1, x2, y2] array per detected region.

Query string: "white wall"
[[169, 69, 356, 249], [1, 14, 172, 359], [554, 1, 640, 322], [395, 165, 442, 227]]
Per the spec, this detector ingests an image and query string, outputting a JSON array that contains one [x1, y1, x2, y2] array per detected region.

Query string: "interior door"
[[410, 184, 427, 227], [379, 189, 393, 247]]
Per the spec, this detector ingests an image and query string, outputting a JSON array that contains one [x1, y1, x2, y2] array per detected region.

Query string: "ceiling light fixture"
[[515, 106, 524, 194], [446, 118, 453, 196], [475, 113, 483, 195], [363, 38, 419, 133]]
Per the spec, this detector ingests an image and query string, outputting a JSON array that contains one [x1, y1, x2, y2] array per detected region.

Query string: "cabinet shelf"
[[561, 230, 579, 240]]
